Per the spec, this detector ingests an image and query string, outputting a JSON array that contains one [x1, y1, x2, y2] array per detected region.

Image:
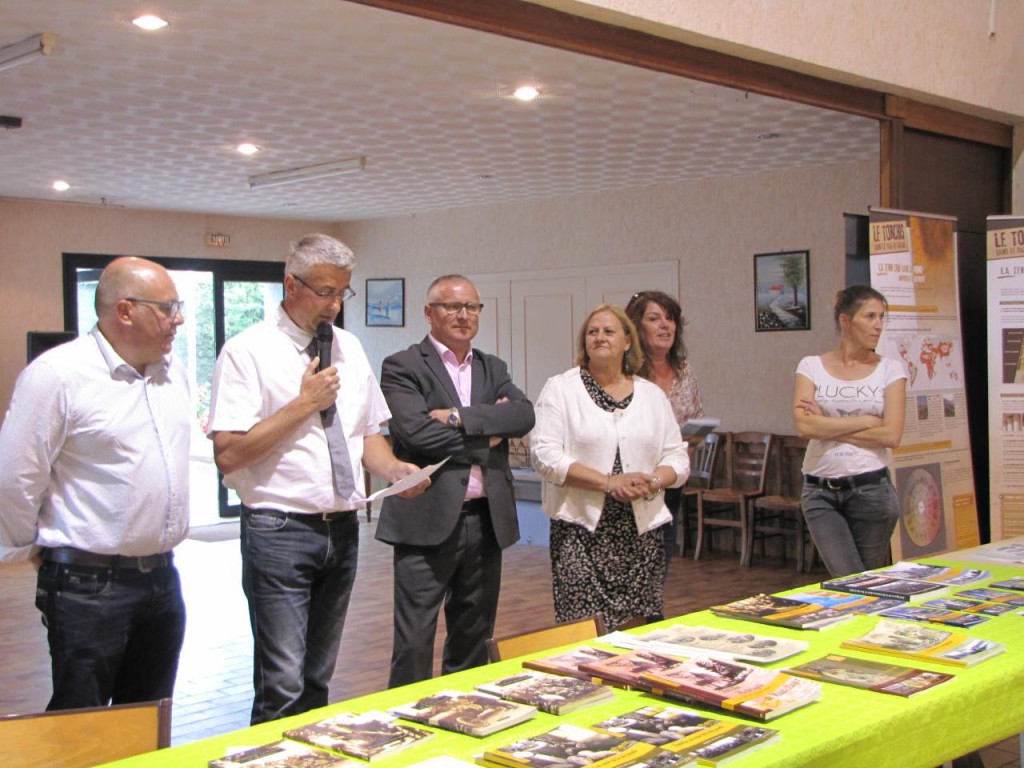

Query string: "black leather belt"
[[242, 505, 355, 522], [804, 467, 888, 491], [44, 547, 173, 571], [461, 497, 489, 515]]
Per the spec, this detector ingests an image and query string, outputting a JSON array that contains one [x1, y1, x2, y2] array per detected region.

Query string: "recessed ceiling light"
[[513, 85, 540, 102], [52, 180, 70, 192], [132, 15, 169, 31], [236, 143, 259, 155]]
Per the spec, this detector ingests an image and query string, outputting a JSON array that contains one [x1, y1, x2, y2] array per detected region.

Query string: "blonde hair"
[[575, 303, 644, 375]]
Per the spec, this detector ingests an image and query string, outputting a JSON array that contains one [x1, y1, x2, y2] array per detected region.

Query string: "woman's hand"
[[608, 472, 654, 502]]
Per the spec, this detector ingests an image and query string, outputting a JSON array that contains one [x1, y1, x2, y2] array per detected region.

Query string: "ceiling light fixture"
[[0, 33, 56, 73], [236, 143, 259, 155], [132, 15, 169, 31], [513, 85, 540, 102], [248, 156, 366, 190], [52, 180, 70, 192]]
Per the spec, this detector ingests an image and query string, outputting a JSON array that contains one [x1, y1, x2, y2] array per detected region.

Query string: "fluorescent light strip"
[[248, 156, 366, 189], [0, 33, 56, 73]]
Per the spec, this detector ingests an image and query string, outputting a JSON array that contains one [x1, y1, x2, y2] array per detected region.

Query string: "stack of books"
[[710, 593, 853, 630], [282, 710, 433, 761], [523, 645, 619, 680], [475, 670, 616, 714], [821, 573, 951, 603], [389, 690, 536, 737]]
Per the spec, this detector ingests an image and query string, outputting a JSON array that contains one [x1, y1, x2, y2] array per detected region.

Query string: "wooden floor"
[[0, 518, 1018, 766]]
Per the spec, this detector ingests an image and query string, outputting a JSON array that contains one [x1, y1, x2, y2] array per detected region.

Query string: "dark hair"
[[833, 284, 887, 330], [625, 290, 688, 377]]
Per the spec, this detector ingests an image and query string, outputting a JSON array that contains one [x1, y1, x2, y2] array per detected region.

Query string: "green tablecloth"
[[99, 556, 1024, 767]]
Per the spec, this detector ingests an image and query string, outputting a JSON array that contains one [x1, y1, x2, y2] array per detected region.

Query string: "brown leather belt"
[[44, 546, 173, 571]]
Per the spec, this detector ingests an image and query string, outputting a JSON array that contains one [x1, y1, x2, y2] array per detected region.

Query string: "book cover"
[[783, 589, 905, 615], [577, 649, 688, 690], [678, 722, 781, 767], [785, 653, 954, 696], [590, 704, 723, 751], [988, 576, 1024, 591], [389, 690, 536, 737], [283, 710, 433, 761], [821, 574, 950, 602], [478, 723, 695, 768], [955, 587, 1024, 605], [209, 740, 355, 768], [710, 593, 851, 629], [640, 656, 822, 721], [872, 561, 990, 586], [878, 604, 990, 629], [604, 625, 808, 664], [405, 759, 479, 768], [523, 645, 619, 680], [921, 596, 1017, 616], [839, 619, 1006, 667], [475, 670, 615, 714]]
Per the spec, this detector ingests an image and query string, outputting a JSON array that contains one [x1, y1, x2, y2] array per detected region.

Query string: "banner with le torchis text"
[[986, 215, 1024, 541], [869, 208, 979, 560]]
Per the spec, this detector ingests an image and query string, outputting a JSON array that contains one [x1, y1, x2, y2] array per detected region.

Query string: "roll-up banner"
[[986, 214, 1024, 541], [869, 208, 979, 560]]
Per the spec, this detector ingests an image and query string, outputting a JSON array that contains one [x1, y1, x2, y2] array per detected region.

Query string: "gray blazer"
[[375, 337, 535, 549]]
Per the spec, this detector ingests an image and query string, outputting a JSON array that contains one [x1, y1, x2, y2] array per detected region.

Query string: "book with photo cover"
[[988, 575, 1024, 591], [840, 619, 1005, 668], [878, 604, 990, 629], [921, 596, 1017, 616], [523, 644, 619, 680], [821, 573, 950, 602], [578, 649, 688, 691], [475, 670, 615, 714], [283, 710, 433, 761], [871, 561, 989, 586], [783, 589, 905, 615], [389, 690, 536, 737], [710, 593, 852, 630], [603, 625, 808, 664], [209, 740, 355, 768], [785, 653, 954, 696], [955, 587, 1024, 605], [640, 656, 822, 721], [589, 704, 780, 765], [478, 723, 696, 768]]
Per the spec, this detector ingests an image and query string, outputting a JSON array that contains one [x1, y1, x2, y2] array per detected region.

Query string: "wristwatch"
[[447, 407, 462, 428]]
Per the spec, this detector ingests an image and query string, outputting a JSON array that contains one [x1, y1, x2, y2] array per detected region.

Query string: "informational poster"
[[869, 208, 979, 559], [986, 215, 1024, 540]]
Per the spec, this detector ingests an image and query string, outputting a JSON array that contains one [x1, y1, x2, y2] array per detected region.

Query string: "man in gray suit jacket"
[[377, 274, 534, 687]]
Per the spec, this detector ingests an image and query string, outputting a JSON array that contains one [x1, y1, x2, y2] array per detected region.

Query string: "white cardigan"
[[529, 367, 690, 534]]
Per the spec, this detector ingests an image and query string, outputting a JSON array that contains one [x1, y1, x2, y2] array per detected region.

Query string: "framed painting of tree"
[[753, 250, 810, 332]]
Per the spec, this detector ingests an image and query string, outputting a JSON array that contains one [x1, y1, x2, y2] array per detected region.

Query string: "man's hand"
[[392, 461, 431, 498], [428, 408, 451, 425], [301, 357, 340, 413]]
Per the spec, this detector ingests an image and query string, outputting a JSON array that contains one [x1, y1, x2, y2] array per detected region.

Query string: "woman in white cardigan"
[[530, 304, 690, 628]]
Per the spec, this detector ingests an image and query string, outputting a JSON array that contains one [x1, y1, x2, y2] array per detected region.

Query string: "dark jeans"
[[388, 510, 502, 688], [801, 475, 899, 577], [35, 560, 185, 711], [240, 507, 359, 724]]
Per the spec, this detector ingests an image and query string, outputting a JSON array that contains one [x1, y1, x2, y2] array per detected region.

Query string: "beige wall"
[[339, 157, 878, 435], [534, 0, 1024, 121], [0, 200, 339, 411]]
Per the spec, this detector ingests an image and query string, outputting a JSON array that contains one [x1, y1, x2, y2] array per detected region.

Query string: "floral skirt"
[[550, 498, 665, 629]]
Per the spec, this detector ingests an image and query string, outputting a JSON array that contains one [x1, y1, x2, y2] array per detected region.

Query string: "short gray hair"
[[285, 234, 355, 276]]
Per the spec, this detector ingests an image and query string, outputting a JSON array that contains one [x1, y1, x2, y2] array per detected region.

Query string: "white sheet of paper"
[[366, 457, 449, 502]]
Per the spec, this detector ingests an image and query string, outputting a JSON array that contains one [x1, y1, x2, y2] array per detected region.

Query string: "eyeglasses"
[[126, 297, 185, 318], [293, 274, 356, 303], [429, 301, 484, 316]]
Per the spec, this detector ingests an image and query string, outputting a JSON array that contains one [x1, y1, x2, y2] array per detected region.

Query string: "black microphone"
[[316, 321, 336, 419]]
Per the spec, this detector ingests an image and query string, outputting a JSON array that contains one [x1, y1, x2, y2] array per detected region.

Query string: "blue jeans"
[[35, 560, 185, 710], [801, 475, 899, 577], [240, 507, 359, 724]]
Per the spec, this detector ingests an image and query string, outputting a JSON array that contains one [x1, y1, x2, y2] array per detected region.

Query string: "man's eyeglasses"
[[429, 301, 484, 316], [293, 274, 356, 303], [126, 298, 185, 318]]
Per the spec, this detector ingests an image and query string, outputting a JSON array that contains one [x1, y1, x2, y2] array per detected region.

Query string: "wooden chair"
[[678, 432, 722, 555], [750, 435, 815, 572], [486, 614, 607, 662], [693, 431, 772, 567], [0, 698, 171, 768]]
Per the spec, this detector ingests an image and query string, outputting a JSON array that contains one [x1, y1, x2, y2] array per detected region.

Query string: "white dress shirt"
[[0, 327, 191, 561], [208, 304, 390, 514], [529, 367, 690, 534]]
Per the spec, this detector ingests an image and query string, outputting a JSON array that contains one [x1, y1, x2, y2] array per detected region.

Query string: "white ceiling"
[[0, 0, 879, 222]]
